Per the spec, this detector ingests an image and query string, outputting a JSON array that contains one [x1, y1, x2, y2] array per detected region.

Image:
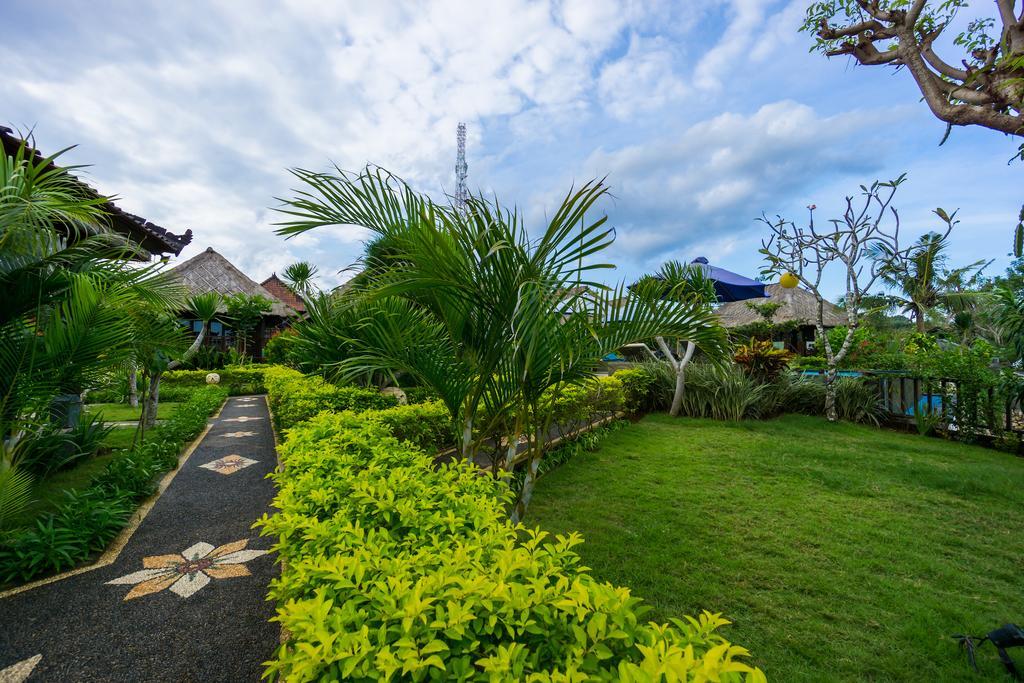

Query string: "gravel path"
[[0, 396, 279, 682]]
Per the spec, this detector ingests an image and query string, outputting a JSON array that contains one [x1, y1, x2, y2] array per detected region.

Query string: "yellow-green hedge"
[[263, 366, 399, 431], [257, 397, 763, 681]]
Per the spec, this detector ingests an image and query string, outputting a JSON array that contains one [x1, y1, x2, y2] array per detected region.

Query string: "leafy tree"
[[0, 135, 182, 515], [802, 1, 1024, 253], [871, 226, 988, 332], [137, 293, 222, 430], [275, 167, 728, 520], [802, 1, 1023, 143], [225, 293, 271, 356]]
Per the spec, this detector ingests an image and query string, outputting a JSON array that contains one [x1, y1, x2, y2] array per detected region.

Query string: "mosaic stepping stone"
[[0, 654, 42, 683], [107, 539, 268, 600], [199, 454, 258, 475]]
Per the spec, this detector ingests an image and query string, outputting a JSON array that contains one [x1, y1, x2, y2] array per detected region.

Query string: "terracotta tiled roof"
[[1, 126, 192, 257], [260, 274, 306, 314]]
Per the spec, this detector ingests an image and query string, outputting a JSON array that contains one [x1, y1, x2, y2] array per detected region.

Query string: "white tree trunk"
[[128, 367, 139, 408], [655, 337, 695, 417]]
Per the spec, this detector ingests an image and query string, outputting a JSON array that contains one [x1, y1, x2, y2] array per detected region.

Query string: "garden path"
[[0, 396, 278, 682]]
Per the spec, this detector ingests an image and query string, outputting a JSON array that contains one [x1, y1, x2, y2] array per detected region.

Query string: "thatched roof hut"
[[168, 247, 296, 318], [715, 284, 845, 328], [715, 284, 845, 354]]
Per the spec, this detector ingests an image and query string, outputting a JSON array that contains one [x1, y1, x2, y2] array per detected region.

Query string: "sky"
[[2, 0, 1019, 299]]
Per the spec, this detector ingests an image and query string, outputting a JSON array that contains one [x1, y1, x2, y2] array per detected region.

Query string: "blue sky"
[[2, 0, 1018, 299]]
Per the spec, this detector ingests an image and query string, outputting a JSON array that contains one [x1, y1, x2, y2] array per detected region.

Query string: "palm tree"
[[282, 261, 319, 298], [138, 292, 222, 430], [996, 286, 1024, 362], [275, 166, 728, 519], [1, 135, 183, 506], [874, 231, 987, 333]]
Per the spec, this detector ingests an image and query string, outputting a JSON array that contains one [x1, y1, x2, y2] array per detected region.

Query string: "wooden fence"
[[864, 372, 1021, 439]]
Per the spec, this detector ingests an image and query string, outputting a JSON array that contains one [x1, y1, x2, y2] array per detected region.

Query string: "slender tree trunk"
[[142, 323, 208, 430], [824, 370, 838, 422], [511, 425, 543, 523], [655, 337, 695, 417], [460, 416, 474, 463], [144, 373, 162, 429], [915, 306, 926, 333], [128, 367, 139, 408], [669, 341, 696, 417]]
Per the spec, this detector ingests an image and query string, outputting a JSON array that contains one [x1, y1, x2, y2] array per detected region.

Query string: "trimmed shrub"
[[403, 386, 441, 405], [614, 366, 657, 414], [546, 376, 625, 433], [162, 365, 269, 396], [263, 366, 398, 431], [256, 410, 763, 682]]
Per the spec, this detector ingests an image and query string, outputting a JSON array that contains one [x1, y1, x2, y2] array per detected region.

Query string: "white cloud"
[[582, 100, 902, 271], [694, 0, 770, 91], [599, 34, 687, 120]]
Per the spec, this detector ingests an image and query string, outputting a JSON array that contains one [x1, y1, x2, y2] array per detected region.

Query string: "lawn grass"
[[84, 401, 181, 422], [12, 425, 160, 529], [528, 414, 1024, 682]]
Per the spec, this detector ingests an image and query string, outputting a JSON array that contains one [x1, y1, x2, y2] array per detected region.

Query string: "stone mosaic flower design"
[[223, 416, 263, 423], [107, 539, 268, 600], [222, 430, 257, 438], [0, 654, 41, 683], [199, 454, 258, 475]]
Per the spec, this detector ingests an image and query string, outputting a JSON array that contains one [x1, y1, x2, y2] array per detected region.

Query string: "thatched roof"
[[1, 126, 192, 257], [260, 274, 306, 314], [715, 284, 845, 328], [168, 247, 296, 318]]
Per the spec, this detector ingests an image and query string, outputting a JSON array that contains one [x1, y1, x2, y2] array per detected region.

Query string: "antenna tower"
[[455, 122, 468, 212]]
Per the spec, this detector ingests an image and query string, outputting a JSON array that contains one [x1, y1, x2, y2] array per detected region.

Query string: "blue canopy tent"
[[688, 257, 767, 303]]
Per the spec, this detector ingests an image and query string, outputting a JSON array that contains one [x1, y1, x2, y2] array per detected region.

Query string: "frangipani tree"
[[760, 176, 931, 421], [275, 166, 728, 519], [633, 261, 719, 417]]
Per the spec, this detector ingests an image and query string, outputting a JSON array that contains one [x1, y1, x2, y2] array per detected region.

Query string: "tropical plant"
[[224, 292, 271, 356], [734, 337, 794, 384], [0, 134, 184, 519], [761, 176, 930, 421], [275, 167, 729, 520], [138, 292, 221, 430], [996, 285, 1024, 362], [281, 260, 318, 297], [870, 229, 988, 332], [0, 438, 33, 532]]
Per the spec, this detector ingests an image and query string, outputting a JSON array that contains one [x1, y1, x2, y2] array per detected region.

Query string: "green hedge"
[[257, 409, 762, 681], [263, 366, 399, 432], [0, 386, 227, 585], [162, 365, 269, 396]]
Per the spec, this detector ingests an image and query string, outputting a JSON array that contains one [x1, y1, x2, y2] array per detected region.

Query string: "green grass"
[[528, 414, 1024, 682], [11, 425, 160, 529], [83, 401, 181, 422], [100, 426, 142, 452]]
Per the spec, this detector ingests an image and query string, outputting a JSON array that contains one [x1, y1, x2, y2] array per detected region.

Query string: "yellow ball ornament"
[[779, 272, 799, 289]]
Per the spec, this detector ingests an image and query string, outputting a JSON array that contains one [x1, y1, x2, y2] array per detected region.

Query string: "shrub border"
[[0, 396, 227, 599]]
